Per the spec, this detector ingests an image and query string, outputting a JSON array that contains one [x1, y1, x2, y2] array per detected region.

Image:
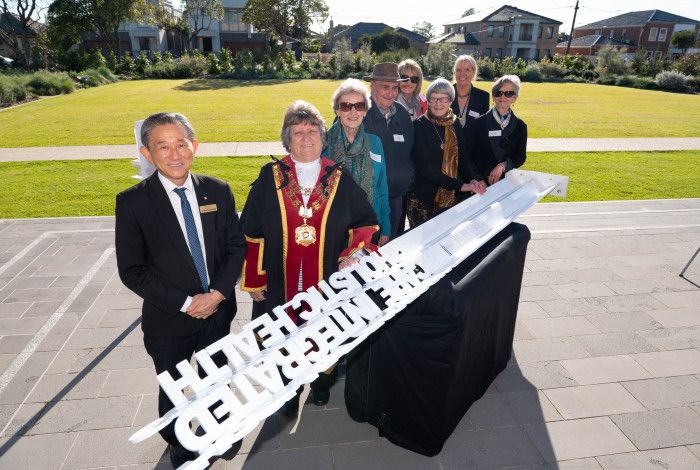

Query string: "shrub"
[[219, 48, 232, 73], [163, 51, 174, 63], [118, 52, 135, 75], [672, 54, 700, 77], [107, 51, 118, 72], [539, 59, 567, 78], [151, 51, 162, 65], [631, 76, 657, 90], [685, 76, 700, 93], [596, 45, 629, 76], [477, 58, 495, 80], [207, 52, 220, 75], [424, 43, 456, 78], [655, 70, 689, 91], [26, 71, 74, 95], [332, 38, 353, 77], [522, 63, 542, 82], [580, 69, 598, 81], [0, 75, 28, 106], [134, 51, 150, 75], [143, 55, 208, 78], [596, 74, 618, 85], [614, 74, 636, 87], [78, 66, 118, 87]]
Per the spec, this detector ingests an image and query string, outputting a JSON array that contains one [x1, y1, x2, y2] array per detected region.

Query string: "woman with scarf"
[[467, 75, 527, 186], [408, 78, 486, 227], [240, 100, 379, 412], [325, 78, 391, 246]]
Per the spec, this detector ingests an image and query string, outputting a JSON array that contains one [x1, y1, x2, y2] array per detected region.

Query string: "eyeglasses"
[[494, 90, 517, 98], [429, 97, 451, 104], [338, 101, 367, 112], [400, 75, 420, 84]]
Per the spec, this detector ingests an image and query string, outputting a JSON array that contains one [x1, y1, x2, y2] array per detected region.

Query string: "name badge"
[[370, 151, 382, 163], [488, 130, 502, 137], [393, 134, 405, 142], [200, 203, 217, 213], [468, 110, 481, 118]]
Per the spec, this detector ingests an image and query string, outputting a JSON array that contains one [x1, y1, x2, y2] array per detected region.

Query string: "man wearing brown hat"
[[363, 62, 415, 236]]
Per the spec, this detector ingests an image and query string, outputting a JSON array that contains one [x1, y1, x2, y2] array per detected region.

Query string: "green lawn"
[[1, 79, 699, 148], [1, 151, 698, 219]]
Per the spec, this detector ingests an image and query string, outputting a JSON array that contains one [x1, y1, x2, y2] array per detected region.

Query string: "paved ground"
[[1, 137, 700, 161], [0, 199, 699, 469]]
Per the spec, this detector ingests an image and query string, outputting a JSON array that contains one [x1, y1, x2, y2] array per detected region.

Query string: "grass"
[[1, 79, 699, 148], [1, 151, 698, 219]]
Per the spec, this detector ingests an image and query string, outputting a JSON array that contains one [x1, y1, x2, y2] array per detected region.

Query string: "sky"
[[318, 0, 700, 36]]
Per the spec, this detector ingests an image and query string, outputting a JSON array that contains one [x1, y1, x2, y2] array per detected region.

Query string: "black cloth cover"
[[344, 222, 531, 456]]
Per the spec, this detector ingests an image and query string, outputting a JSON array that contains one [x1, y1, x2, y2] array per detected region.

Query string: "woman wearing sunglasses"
[[324, 78, 391, 246], [451, 55, 490, 134], [408, 78, 486, 227], [467, 75, 527, 186], [397, 59, 427, 121]]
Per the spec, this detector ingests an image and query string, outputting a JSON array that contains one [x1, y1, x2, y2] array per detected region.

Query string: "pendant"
[[295, 222, 317, 246], [298, 206, 313, 219], [440, 144, 444, 150]]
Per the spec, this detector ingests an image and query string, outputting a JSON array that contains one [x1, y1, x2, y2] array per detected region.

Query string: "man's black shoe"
[[168, 444, 197, 468]]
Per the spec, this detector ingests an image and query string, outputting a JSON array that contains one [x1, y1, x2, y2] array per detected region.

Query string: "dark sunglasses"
[[494, 90, 516, 98], [338, 101, 367, 112], [400, 75, 420, 84]]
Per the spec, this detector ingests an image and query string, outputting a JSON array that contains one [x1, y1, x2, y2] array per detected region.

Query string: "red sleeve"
[[338, 225, 380, 261]]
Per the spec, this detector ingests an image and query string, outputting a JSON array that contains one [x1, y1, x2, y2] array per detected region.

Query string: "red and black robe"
[[240, 156, 379, 320]]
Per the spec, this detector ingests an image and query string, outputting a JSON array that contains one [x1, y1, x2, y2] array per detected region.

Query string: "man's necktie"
[[173, 188, 208, 292]]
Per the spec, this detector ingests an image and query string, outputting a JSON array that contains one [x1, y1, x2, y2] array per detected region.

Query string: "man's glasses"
[[400, 75, 420, 84], [429, 97, 451, 104], [338, 101, 367, 112], [494, 90, 517, 98]]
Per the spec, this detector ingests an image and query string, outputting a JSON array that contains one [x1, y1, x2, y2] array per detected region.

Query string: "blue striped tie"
[[174, 188, 208, 292]]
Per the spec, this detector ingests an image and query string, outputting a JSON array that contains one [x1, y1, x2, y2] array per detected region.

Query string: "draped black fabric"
[[344, 223, 530, 456]]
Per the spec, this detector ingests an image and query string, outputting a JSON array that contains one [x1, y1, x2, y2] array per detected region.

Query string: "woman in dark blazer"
[[450, 55, 490, 136], [408, 78, 485, 227], [467, 75, 527, 186]]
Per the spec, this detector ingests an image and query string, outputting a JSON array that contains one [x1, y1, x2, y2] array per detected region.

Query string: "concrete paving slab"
[[494, 361, 579, 392], [440, 426, 545, 469], [575, 332, 658, 357], [620, 376, 700, 410], [631, 349, 700, 377], [543, 383, 646, 419], [560, 355, 652, 385], [332, 440, 442, 470], [522, 317, 600, 339], [585, 312, 663, 333], [0, 432, 78, 469], [610, 407, 700, 450], [595, 446, 700, 470], [639, 326, 700, 351], [646, 307, 700, 328], [513, 337, 590, 363], [62, 427, 164, 469]]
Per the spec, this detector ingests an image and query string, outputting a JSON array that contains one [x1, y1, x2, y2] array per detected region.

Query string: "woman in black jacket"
[[451, 55, 490, 135], [408, 78, 485, 227], [468, 75, 527, 186]]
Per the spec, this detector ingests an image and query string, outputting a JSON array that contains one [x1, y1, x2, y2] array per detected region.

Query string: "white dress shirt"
[[158, 172, 209, 312]]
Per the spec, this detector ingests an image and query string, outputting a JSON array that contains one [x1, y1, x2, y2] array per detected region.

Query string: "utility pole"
[[565, 0, 579, 55]]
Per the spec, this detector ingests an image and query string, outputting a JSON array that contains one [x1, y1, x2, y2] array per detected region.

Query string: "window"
[[658, 28, 667, 41], [496, 48, 503, 57], [221, 8, 245, 32], [487, 25, 494, 37], [544, 48, 551, 57], [138, 37, 151, 50], [621, 29, 626, 39], [609, 30, 613, 38], [484, 47, 492, 57], [538, 26, 542, 38], [535, 49, 540, 59], [498, 25, 505, 37], [648, 27, 658, 41], [654, 50, 662, 59], [459, 26, 464, 33], [546, 26, 553, 39], [447, 27, 452, 33]]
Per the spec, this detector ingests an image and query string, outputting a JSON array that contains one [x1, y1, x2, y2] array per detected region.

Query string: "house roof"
[[395, 27, 427, 43], [558, 34, 632, 48], [0, 12, 41, 35], [333, 22, 393, 41], [578, 10, 700, 29], [443, 4, 562, 26]]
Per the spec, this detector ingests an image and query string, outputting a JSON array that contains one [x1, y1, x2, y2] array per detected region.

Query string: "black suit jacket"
[[450, 84, 490, 131], [115, 172, 246, 337], [466, 112, 528, 182]]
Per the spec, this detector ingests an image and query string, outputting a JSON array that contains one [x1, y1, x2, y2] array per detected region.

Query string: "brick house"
[[0, 12, 41, 62], [564, 10, 700, 59], [554, 35, 633, 58], [431, 5, 562, 60], [329, 22, 427, 52]]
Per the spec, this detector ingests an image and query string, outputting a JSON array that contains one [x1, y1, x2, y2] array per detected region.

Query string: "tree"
[[557, 31, 570, 44], [182, 0, 223, 52], [425, 42, 456, 77], [243, 0, 329, 59], [463, 7, 475, 17], [671, 30, 696, 54], [358, 28, 410, 53], [0, 0, 45, 67], [412, 21, 434, 39]]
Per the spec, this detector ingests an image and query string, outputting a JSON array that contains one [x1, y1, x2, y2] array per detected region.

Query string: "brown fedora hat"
[[363, 62, 408, 82]]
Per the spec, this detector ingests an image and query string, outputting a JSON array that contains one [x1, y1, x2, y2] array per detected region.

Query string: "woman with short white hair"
[[467, 75, 527, 186], [408, 78, 485, 227]]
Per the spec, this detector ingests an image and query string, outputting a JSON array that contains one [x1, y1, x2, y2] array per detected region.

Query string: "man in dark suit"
[[115, 112, 246, 467]]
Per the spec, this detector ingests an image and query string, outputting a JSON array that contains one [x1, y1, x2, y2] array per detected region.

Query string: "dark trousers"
[[143, 318, 230, 449], [389, 195, 408, 236]]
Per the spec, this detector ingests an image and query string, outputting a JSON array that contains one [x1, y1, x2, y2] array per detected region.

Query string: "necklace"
[[300, 186, 313, 197], [430, 121, 445, 150], [295, 205, 316, 246], [457, 92, 470, 98]]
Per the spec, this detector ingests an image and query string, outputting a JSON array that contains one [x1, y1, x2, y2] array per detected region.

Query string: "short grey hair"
[[141, 112, 195, 149], [398, 59, 424, 99], [331, 78, 371, 111], [453, 55, 478, 83], [280, 100, 326, 152], [492, 74, 521, 96], [426, 78, 455, 102]]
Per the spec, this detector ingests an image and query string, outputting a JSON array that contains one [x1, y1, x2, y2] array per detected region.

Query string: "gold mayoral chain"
[[295, 204, 316, 246]]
